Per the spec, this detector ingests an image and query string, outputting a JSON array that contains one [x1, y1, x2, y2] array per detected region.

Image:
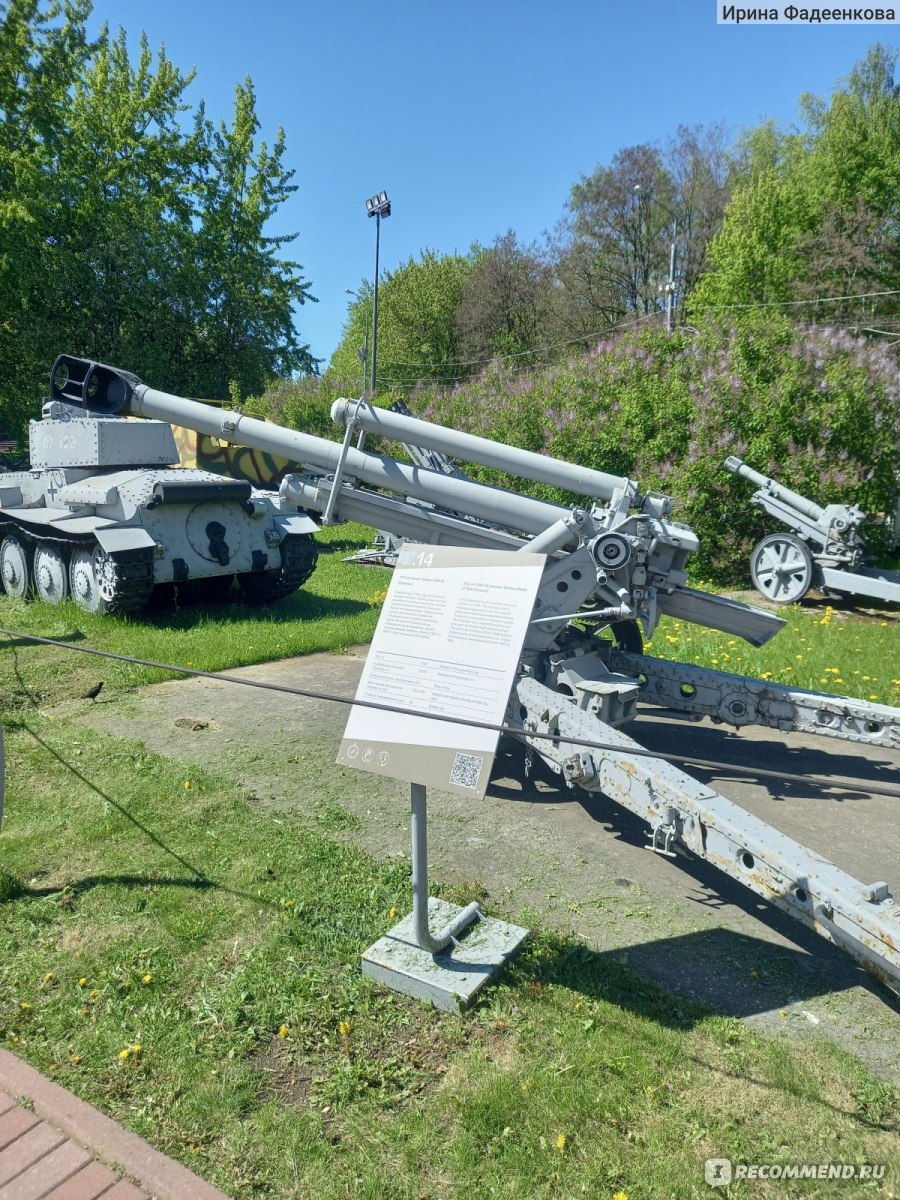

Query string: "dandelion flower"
[[613, 1192, 629, 1200], [338, 1019, 352, 1038], [555, 1133, 567, 1151], [389, 907, 397, 918], [142, 974, 152, 985], [118, 1049, 130, 1060], [70, 1054, 81, 1064], [44, 972, 54, 982], [278, 1024, 289, 1039], [19, 1002, 31, 1011], [183, 780, 191, 790], [78, 978, 87, 987]]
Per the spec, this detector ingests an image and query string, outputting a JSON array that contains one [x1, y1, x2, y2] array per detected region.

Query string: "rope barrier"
[[2, 625, 898, 800]]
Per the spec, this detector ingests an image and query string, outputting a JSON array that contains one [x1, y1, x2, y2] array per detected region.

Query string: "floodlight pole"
[[344, 288, 370, 393], [366, 191, 392, 394]]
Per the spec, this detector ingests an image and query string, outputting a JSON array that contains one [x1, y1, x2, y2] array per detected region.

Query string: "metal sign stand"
[[361, 782, 529, 1012]]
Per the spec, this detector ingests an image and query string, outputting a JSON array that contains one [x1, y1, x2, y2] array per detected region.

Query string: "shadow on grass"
[[515, 923, 896, 1026], [513, 929, 898, 1129], [3, 723, 283, 913], [140, 588, 371, 628]]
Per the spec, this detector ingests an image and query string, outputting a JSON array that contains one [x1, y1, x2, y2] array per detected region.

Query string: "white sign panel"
[[338, 544, 545, 798]]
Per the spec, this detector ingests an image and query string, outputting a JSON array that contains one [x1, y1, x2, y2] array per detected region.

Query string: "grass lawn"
[[1, 529, 898, 1198]]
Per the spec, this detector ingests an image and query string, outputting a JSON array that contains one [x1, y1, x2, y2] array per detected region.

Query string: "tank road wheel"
[[0, 535, 31, 599], [237, 534, 319, 605], [750, 533, 815, 604], [69, 544, 154, 616], [33, 544, 69, 604]]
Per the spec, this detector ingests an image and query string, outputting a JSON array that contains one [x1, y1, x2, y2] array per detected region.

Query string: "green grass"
[[0, 532, 898, 1197], [645, 601, 899, 707], [1, 721, 897, 1200], [0, 524, 388, 715]]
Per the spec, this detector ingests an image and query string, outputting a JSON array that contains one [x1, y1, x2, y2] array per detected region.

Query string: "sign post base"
[[361, 897, 529, 1013]]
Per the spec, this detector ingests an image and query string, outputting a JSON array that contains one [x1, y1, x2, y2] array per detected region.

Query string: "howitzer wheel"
[[750, 533, 814, 603], [0, 534, 31, 599], [237, 533, 319, 605], [34, 544, 69, 604]]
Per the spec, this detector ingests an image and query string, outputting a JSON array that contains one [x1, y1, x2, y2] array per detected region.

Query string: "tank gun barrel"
[[331, 398, 632, 503], [724, 455, 825, 522], [50, 355, 569, 538]]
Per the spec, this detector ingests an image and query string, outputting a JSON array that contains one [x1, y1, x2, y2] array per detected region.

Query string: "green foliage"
[[0, 2, 314, 440], [693, 46, 900, 322], [330, 250, 472, 393], [410, 317, 900, 583]]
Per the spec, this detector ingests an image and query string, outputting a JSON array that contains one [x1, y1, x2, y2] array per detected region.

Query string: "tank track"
[[237, 534, 319, 604], [0, 522, 155, 616], [96, 546, 156, 615]]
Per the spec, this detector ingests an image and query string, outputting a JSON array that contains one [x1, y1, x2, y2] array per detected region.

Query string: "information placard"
[[338, 544, 545, 798]]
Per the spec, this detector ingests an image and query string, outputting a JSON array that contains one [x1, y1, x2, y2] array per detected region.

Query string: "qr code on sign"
[[449, 752, 483, 790]]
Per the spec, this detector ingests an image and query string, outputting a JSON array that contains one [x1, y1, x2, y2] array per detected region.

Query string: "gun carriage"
[[3, 355, 898, 994], [725, 456, 900, 606]]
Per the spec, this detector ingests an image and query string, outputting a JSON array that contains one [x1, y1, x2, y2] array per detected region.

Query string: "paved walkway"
[[0, 1050, 230, 1200]]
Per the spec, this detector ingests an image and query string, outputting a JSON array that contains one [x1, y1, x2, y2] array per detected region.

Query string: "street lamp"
[[344, 288, 370, 393], [365, 190, 391, 393], [633, 185, 678, 334]]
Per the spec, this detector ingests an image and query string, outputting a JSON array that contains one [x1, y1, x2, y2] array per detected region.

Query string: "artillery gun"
[[0, 369, 318, 614], [22, 355, 900, 993], [725, 456, 900, 606]]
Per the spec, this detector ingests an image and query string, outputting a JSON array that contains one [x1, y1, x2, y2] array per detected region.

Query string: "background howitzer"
[[14, 355, 900, 994], [725, 456, 900, 607]]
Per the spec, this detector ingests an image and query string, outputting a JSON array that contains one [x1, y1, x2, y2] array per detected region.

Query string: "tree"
[[330, 250, 471, 392], [189, 79, 316, 400], [453, 231, 553, 366], [551, 128, 731, 340], [0, 3, 316, 440], [0, 0, 93, 434], [692, 47, 900, 327]]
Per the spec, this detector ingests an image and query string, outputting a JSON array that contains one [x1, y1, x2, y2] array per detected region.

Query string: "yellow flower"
[[183, 780, 191, 790], [613, 1192, 629, 1200], [338, 1019, 352, 1038], [278, 1024, 289, 1039], [142, 974, 152, 985], [78, 978, 87, 987], [89, 990, 99, 1000], [69, 1054, 81, 1064], [118, 1048, 130, 1060], [282, 898, 294, 909], [19, 1002, 31, 1011], [44, 972, 54, 982], [389, 906, 397, 918], [555, 1133, 567, 1151]]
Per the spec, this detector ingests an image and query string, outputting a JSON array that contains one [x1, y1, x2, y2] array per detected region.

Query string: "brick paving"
[[0, 1050, 231, 1200]]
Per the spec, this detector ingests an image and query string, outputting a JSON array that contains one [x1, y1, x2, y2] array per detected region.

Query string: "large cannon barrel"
[[724, 455, 824, 522], [50, 355, 569, 538], [332, 398, 632, 502]]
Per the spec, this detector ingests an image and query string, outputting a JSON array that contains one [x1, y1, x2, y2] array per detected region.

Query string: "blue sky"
[[85, 0, 897, 368]]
